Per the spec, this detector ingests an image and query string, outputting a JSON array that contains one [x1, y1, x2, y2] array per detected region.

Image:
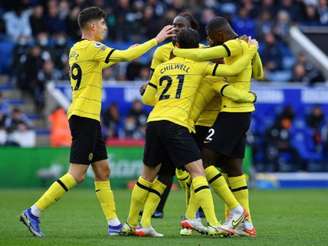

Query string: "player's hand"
[[250, 91, 257, 103], [155, 25, 176, 43], [139, 83, 147, 96], [247, 38, 258, 55], [239, 35, 250, 43]]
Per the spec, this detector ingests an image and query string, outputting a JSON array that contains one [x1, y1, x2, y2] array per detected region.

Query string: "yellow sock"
[[127, 176, 152, 226], [140, 179, 166, 228], [95, 180, 118, 221], [176, 169, 191, 209], [192, 176, 219, 227], [35, 173, 76, 211], [222, 172, 230, 219], [205, 166, 239, 210], [228, 175, 252, 222], [185, 188, 198, 220]]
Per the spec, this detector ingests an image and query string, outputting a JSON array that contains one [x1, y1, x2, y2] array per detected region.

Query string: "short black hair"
[[206, 16, 230, 34], [177, 28, 200, 49], [78, 7, 106, 29], [178, 11, 200, 31]]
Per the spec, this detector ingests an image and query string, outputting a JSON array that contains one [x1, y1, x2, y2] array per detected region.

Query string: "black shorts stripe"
[[148, 82, 157, 89], [208, 173, 222, 184], [105, 49, 116, 63], [56, 179, 68, 192], [212, 63, 219, 76], [220, 84, 229, 96], [136, 182, 161, 197], [222, 43, 231, 56], [194, 185, 209, 193], [231, 186, 248, 192]]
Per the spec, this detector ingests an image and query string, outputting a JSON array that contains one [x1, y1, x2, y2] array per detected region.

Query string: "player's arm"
[[206, 43, 258, 77], [141, 70, 159, 106], [213, 82, 256, 103], [95, 25, 175, 64], [172, 39, 242, 61], [252, 52, 264, 80]]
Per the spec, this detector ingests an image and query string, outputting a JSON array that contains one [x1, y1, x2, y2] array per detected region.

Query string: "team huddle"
[[20, 6, 262, 238]]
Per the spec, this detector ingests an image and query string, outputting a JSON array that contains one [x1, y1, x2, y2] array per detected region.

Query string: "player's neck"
[[81, 32, 97, 41]]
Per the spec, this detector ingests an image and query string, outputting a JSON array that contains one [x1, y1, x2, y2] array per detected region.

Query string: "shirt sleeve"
[[92, 39, 158, 64], [142, 69, 159, 106], [204, 45, 257, 77], [252, 52, 264, 80], [172, 39, 243, 61], [213, 83, 256, 103]]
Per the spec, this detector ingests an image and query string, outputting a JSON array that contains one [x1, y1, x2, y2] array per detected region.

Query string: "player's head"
[[78, 7, 107, 41], [172, 11, 199, 42], [176, 28, 200, 49], [206, 16, 237, 46]]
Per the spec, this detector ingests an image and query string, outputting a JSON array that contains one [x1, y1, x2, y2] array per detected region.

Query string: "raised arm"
[[172, 39, 243, 61], [205, 43, 258, 77]]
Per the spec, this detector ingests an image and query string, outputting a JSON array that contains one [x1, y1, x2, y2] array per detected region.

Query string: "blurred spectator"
[[0, 92, 10, 115], [307, 106, 325, 129], [48, 106, 71, 147], [273, 10, 291, 42], [29, 5, 47, 36], [301, 3, 321, 25], [4, 107, 35, 147], [102, 103, 120, 139], [261, 32, 283, 72], [264, 107, 305, 171], [128, 99, 148, 129], [232, 7, 256, 37], [256, 11, 274, 39], [0, 111, 7, 145], [279, 0, 301, 22], [123, 115, 139, 138], [318, 0, 328, 25], [3, 4, 32, 42], [5, 107, 32, 132], [45, 0, 68, 34]]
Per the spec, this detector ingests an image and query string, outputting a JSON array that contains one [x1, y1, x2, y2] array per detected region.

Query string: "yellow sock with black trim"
[[222, 172, 230, 219], [192, 176, 219, 227], [127, 176, 152, 226], [95, 180, 118, 221], [228, 174, 252, 222], [176, 169, 191, 209], [205, 166, 239, 210], [35, 173, 76, 211], [140, 179, 166, 228], [185, 188, 198, 220]]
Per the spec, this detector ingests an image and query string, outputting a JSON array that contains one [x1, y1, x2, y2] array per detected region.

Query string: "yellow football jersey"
[[221, 40, 254, 113], [150, 42, 219, 127], [142, 51, 255, 132], [68, 38, 158, 121]]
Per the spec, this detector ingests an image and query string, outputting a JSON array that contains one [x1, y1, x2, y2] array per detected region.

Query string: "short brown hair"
[[78, 7, 106, 29]]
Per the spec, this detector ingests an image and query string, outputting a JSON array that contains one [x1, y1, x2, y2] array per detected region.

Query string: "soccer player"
[[19, 6, 174, 237], [145, 11, 202, 219], [140, 12, 258, 235], [173, 16, 264, 237], [122, 28, 258, 237]]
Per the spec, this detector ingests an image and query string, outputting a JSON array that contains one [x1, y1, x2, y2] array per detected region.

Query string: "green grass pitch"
[[0, 188, 327, 246]]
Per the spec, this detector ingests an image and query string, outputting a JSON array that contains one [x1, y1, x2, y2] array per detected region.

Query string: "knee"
[[71, 173, 86, 184], [95, 165, 110, 181]]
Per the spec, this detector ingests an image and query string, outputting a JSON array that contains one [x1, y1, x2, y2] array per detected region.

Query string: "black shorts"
[[193, 125, 211, 149], [143, 121, 201, 169], [69, 115, 108, 165], [203, 112, 251, 158]]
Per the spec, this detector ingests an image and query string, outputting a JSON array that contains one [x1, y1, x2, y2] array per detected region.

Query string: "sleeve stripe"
[[222, 43, 231, 56], [148, 82, 157, 89], [105, 49, 116, 63], [212, 63, 219, 76], [220, 84, 229, 96]]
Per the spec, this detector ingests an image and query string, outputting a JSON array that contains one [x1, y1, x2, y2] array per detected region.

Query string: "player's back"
[[68, 40, 110, 121], [222, 39, 254, 113], [147, 57, 210, 132]]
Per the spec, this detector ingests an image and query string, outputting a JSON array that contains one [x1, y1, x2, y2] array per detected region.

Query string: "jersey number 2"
[[71, 63, 82, 90], [159, 75, 185, 100]]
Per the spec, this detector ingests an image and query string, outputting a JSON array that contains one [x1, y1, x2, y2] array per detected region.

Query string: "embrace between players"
[[20, 6, 262, 238]]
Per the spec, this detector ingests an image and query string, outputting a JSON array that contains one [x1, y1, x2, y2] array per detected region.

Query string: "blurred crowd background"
[[0, 0, 327, 171]]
